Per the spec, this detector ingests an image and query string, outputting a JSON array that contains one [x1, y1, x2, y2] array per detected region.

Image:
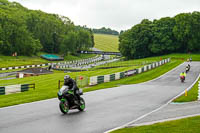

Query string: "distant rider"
[[189, 57, 192, 62], [64, 75, 80, 102], [188, 64, 190, 70], [185, 64, 190, 73], [180, 71, 186, 80]]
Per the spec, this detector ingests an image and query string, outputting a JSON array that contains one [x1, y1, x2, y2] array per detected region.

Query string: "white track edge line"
[[128, 113, 200, 127], [0, 98, 58, 110], [105, 66, 200, 133]]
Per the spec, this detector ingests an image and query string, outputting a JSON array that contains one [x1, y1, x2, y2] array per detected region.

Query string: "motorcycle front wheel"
[[59, 100, 69, 114], [78, 97, 85, 111]]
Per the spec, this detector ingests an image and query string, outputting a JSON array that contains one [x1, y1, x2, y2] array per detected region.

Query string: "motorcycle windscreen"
[[59, 85, 69, 95]]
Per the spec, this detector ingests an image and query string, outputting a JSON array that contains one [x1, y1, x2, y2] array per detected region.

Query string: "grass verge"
[[173, 78, 199, 102], [112, 116, 200, 133], [0, 59, 181, 108], [84, 60, 182, 92], [0, 54, 96, 68]]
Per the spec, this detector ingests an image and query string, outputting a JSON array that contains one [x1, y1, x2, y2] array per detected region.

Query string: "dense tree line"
[[0, 0, 94, 56], [92, 27, 119, 35], [119, 12, 200, 59]]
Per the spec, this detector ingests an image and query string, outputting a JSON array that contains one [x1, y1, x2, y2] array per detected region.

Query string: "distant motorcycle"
[[185, 67, 189, 73], [57, 85, 85, 114], [180, 75, 185, 82]]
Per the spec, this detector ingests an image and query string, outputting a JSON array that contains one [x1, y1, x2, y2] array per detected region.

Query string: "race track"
[[0, 62, 200, 133]]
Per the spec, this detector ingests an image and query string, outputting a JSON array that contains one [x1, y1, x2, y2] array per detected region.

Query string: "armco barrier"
[[89, 58, 171, 86]]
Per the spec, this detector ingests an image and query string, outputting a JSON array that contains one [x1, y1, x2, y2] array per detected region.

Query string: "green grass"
[[0, 57, 182, 107], [112, 116, 200, 133], [0, 54, 96, 68], [173, 78, 199, 102], [63, 54, 96, 61], [162, 53, 199, 61], [93, 56, 163, 69], [0, 56, 48, 68], [162, 53, 200, 103], [94, 34, 119, 52], [0, 68, 26, 73], [84, 59, 182, 92], [0, 57, 175, 108], [0, 52, 199, 107]]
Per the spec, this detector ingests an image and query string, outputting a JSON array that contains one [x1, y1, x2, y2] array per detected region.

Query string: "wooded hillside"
[[119, 12, 200, 59], [0, 0, 94, 56]]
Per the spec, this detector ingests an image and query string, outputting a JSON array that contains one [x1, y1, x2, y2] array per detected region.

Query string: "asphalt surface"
[[0, 62, 200, 133], [130, 101, 200, 126], [0, 72, 16, 78]]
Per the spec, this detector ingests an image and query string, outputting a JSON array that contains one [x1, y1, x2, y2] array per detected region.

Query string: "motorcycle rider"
[[64, 75, 81, 103], [185, 64, 190, 73], [189, 57, 192, 62], [188, 64, 190, 70], [180, 71, 186, 80]]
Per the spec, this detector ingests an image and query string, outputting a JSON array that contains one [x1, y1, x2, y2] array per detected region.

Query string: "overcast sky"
[[8, 0, 200, 31]]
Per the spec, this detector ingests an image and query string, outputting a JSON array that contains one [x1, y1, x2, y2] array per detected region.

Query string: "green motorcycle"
[[57, 85, 85, 114]]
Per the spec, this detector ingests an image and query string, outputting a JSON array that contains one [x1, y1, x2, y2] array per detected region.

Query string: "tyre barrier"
[[53, 56, 103, 70], [110, 74, 115, 81], [120, 72, 125, 79], [0, 64, 50, 71], [0, 84, 35, 95], [0, 55, 101, 71], [89, 58, 170, 86], [21, 84, 29, 92], [0, 86, 5, 95], [97, 76, 104, 84]]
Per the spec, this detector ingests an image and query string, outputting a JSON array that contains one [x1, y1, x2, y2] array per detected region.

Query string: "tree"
[[0, 0, 94, 56], [173, 13, 192, 53], [119, 19, 153, 59], [92, 27, 119, 35], [150, 17, 176, 55], [60, 31, 78, 55], [188, 12, 200, 52], [119, 11, 200, 59]]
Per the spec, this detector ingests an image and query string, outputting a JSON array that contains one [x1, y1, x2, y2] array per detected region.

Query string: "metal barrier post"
[[58, 80, 60, 89]]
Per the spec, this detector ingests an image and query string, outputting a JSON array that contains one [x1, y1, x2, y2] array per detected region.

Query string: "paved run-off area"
[[128, 101, 200, 127]]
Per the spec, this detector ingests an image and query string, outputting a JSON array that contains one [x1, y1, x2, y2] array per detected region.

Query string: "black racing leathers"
[[64, 78, 80, 101]]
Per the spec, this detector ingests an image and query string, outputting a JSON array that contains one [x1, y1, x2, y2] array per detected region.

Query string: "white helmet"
[[64, 75, 70, 82]]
